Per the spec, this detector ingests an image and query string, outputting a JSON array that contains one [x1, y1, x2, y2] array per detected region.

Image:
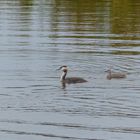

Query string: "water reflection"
[[111, 0, 140, 34], [51, 0, 110, 33], [50, 0, 140, 56], [19, 0, 33, 6], [61, 81, 66, 89]]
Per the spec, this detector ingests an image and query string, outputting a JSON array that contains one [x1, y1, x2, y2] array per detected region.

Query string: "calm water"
[[0, 0, 140, 140]]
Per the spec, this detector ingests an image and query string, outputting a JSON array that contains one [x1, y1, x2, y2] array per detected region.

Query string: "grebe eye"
[[63, 69, 67, 72]]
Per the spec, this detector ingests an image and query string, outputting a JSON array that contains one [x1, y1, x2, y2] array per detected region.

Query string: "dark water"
[[0, 0, 140, 139]]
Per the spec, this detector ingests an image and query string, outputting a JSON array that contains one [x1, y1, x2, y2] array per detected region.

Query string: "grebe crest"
[[105, 69, 126, 80], [58, 66, 87, 84]]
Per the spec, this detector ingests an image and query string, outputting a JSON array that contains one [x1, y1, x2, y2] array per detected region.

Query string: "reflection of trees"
[[18, 0, 33, 17], [51, 0, 110, 33], [111, 0, 140, 34], [13, 0, 33, 47], [19, 0, 33, 7], [52, 0, 140, 35]]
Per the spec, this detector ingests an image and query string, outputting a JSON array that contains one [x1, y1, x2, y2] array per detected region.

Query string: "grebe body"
[[106, 69, 126, 80], [58, 66, 87, 84]]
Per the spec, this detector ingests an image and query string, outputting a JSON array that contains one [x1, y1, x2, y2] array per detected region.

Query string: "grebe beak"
[[56, 67, 61, 70], [56, 66, 63, 71]]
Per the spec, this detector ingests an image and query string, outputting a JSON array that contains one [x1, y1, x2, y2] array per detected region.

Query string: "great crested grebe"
[[58, 66, 87, 84], [105, 69, 126, 80]]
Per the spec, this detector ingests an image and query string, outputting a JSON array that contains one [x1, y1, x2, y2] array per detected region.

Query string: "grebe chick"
[[105, 69, 126, 80], [58, 66, 87, 84]]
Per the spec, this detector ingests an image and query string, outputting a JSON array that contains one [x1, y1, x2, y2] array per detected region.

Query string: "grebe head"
[[58, 65, 68, 81], [58, 65, 68, 73], [105, 69, 111, 73]]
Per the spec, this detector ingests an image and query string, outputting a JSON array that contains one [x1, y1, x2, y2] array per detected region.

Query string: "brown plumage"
[[106, 69, 126, 80]]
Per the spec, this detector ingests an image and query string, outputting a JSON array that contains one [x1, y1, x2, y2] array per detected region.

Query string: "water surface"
[[0, 0, 140, 140]]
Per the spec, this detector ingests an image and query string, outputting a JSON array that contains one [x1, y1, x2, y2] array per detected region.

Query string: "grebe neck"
[[60, 71, 67, 81]]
